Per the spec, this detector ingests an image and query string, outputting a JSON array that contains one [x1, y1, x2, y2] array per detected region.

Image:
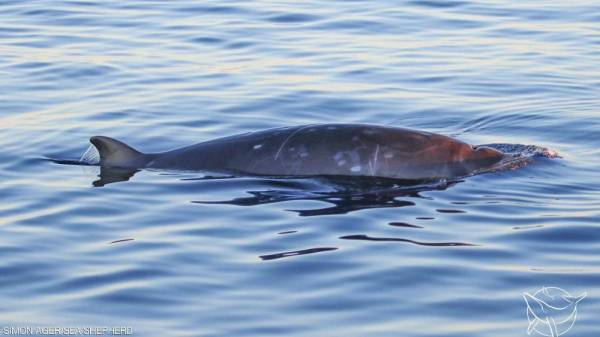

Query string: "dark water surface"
[[1, 0, 599, 336]]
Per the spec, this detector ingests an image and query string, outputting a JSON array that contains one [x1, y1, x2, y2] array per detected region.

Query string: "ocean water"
[[1, 0, 599, 336]]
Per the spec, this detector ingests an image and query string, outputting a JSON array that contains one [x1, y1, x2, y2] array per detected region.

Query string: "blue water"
[[1, 0, 599, 336]]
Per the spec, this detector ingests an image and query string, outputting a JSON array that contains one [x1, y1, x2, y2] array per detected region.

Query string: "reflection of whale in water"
[[193, 176, 455, 216]]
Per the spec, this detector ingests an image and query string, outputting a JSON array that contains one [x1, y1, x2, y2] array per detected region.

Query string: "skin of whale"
[[90, 124, 504, 180]]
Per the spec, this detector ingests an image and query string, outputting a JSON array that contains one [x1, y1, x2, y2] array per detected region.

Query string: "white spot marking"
[[337, 160, 347, 166], [384, 152, 394, 159], [300, 152, 308, 158], [351, 165, 361, 172], [253, 144, 263, 150], [363, 129, 376, 135]]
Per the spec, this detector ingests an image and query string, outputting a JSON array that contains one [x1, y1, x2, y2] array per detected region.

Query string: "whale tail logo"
[[523, 287, 586, 337]]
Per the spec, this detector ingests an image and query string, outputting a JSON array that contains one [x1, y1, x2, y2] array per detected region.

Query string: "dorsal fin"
[[90, 136, 148, 168]]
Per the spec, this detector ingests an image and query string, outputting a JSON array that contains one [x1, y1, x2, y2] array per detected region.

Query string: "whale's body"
[[90, 124, 504, 181]]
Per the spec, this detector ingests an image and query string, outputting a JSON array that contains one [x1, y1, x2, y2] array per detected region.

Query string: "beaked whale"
[[90, 124, 504, 181]]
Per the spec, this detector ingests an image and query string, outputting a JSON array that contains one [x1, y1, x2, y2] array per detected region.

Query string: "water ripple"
[[0, 0, 599, 336]]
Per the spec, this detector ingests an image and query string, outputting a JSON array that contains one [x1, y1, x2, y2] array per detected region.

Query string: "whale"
[[89, 124, 505, 182]]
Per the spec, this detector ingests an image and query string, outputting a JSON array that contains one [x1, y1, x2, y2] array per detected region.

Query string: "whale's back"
[[145, 124, 493, 179]]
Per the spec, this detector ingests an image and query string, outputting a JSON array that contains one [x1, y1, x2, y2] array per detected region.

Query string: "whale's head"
[[459, 145, 504, 171], [411, 140, 505, 179], [472, 146, 504, 164]]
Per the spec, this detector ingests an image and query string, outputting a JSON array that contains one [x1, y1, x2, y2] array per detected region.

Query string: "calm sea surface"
[[1, 0, 599, 336]]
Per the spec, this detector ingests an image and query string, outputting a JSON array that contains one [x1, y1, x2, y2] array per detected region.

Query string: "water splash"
[[475, 143, 560, 174], [79, 144, 100, 165], [482, 143, 560, 158]]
